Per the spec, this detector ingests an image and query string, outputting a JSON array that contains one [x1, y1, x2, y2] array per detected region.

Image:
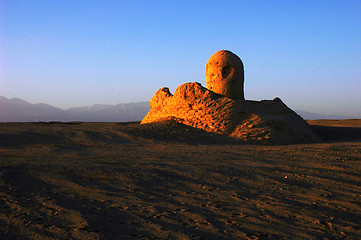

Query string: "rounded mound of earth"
[[141, 82, 318, 144]]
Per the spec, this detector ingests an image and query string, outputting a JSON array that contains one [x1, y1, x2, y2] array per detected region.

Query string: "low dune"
[[0, 120, 360, 239]]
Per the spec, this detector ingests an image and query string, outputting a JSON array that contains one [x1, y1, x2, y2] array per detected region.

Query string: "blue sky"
[[1, 1, 360, 117]]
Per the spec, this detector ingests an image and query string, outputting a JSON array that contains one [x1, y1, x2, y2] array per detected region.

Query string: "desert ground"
[[0, 119, 360, 239]]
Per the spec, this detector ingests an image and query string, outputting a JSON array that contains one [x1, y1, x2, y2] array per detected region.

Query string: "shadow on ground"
[[310, 125, 361, 142]]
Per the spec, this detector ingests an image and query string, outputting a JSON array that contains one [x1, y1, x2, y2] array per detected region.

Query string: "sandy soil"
[[0, 120, 360, 239]]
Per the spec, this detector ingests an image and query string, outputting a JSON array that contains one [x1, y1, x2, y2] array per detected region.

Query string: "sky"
[[1, 0, 360, 117]]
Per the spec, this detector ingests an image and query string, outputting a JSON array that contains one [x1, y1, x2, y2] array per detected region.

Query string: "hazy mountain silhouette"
[[295, 110, 354, 120], [66, 102, 150, 122], [0, 96, 150, 122], [0, 96, 73, 122], [0, 96, 355, 122]]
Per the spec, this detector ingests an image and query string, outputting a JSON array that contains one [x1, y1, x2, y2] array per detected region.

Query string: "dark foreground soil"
[[0, 120, 360, 239]]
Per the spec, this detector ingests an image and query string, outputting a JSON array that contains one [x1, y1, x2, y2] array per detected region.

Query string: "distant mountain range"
[[294, 110, 352, 121], [0, 96, 150, 122], [0, 96, 355, 122]]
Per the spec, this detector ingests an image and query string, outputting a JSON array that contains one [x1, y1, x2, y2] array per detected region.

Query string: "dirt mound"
[[121, 118, 236, 144], [142, 82, 318, 144]]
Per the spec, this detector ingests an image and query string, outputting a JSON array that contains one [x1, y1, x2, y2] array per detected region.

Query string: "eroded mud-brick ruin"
[[142, 50, 318, 144]]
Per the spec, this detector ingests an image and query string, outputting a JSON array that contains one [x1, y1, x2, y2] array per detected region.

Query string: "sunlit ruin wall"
[[141, 50, 318, 144]]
